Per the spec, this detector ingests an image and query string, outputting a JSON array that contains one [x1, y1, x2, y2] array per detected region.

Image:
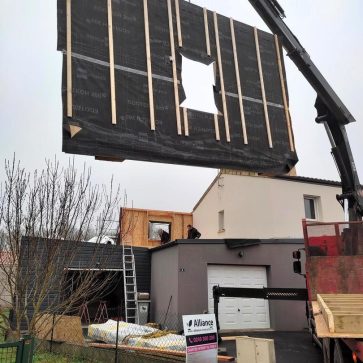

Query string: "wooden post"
[[183, 108, 189, 136], [214, 12, 230, 143], [143, 0, 155, 130], [214, 114, 221, 141], [230, 18, 248, 144], [203, 7, 211, 56], [175, 0, 182, 47], [274, 35, 294, 152], [167, 0, 182, 135], [66, 0, 72, 117], [107, 0, 117, 124], [254, 27, 273, 148]]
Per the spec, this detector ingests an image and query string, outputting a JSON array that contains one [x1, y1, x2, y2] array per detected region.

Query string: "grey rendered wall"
[[176, 241, 307, 331], [150, 246, 179, 329]]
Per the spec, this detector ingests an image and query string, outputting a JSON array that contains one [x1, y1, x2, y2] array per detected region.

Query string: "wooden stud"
[[203, 7, 211, 56], [275, 35, 294, 152], [214, 114, 220, 141], [214, 12, 230, 142], [167, 0, 182, 135], [143, 0, 155, 130], [254, 27, 273, 148], [107, 0, 117, 125], [66, 0, 72, 117], [175, 0, 182, 47], [183, 108, 189, 136], [230, 18, 248, 145]]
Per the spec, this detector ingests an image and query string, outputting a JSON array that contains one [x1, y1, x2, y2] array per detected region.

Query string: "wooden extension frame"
[[317, 294, 363, 334]]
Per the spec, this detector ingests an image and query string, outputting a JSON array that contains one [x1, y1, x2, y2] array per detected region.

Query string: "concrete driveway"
[[220, 331, 322, 363]]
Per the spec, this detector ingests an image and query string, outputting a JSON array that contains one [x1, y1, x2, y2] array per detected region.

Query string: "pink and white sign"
[[182, 314, 218, 363]]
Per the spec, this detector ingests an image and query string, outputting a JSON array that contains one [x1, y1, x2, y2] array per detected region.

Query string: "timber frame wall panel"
[[57, 0, 297, 174], [120, 208, 192, 248]]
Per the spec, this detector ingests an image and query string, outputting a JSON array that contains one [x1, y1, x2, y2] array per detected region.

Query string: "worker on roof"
[[187, 224, 201, 239], [158, 229, 170, 244]]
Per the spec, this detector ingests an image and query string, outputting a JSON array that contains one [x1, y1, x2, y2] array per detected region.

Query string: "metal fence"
[[0, 336, 34, 363]]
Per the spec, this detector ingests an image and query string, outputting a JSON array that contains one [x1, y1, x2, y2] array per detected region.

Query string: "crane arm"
[[248, 0, 363, 220]]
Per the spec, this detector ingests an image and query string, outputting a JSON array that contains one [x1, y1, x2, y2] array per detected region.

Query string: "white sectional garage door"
[[207, 265, 270, 330]]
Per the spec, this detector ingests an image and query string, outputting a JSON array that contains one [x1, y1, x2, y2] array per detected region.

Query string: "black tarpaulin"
[[57, 0, 298, 173]]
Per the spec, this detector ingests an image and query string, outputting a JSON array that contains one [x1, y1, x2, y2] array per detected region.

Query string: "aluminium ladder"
[[122, 243, 139, 323]]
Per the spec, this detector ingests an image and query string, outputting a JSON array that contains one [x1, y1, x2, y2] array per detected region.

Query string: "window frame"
[[218, 210, 225, 233], [148, 221, 171, 241], [303, 195, 319, 221]]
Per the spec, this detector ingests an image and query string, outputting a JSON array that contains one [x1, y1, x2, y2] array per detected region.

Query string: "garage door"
[[207, 265, 270, 330]]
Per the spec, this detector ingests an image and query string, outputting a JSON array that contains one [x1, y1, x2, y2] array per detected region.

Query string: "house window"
[[218, 210, 225, 232], [148, 221, 171, 240], [304, 196, 318, 220]]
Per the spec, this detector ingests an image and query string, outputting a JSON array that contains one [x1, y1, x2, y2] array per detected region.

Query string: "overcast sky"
[[0, 0, 362, 213]]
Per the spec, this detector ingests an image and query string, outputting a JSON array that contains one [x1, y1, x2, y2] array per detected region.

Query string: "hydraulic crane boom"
[[248, 0, 363, 220]]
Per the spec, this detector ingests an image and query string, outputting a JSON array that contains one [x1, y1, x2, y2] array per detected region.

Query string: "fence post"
[[114, 306, 121, 363]]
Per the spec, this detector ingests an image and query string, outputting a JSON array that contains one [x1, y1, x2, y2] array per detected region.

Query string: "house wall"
[[150, 246, 179, 329], [121, 208, 193, 248], [151, 241, 307, 331], [193, 174, 343, 239]]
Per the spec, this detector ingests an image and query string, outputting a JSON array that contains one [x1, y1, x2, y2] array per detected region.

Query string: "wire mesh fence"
[[32, 306, 188, 362]]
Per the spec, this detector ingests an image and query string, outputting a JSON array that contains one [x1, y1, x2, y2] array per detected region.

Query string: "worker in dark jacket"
[[158, 229, 170, 244], [187, 224, 201, 239]]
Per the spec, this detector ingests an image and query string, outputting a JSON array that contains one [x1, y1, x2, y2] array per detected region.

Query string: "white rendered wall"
[[193, 174, 344, 239]]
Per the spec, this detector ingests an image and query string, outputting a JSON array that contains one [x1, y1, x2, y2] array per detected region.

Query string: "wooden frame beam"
[[66, 0, 72, 117], [203, 7, 211, 56], [230, 18, 248, 144], [275, 35, 294, 151], [214, 114, 221, 141], [167, 0, 182, 135], [254, 27, 273, 148], [107, 0, 117, 124], [175, 0, 182, 47], [214, 12, 230, 143], [183, 108, 189, 136], [143, 0, 155, 130]]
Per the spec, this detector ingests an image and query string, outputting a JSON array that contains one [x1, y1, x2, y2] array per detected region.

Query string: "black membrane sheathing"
[[57, 0, 298, 173]]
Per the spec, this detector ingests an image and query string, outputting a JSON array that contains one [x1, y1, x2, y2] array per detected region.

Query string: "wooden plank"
[[66, 0, 72, 117], [213, 12, 230, 142], [318, 294, 363, 334], [89, 343, 234, 361], [35, 314, 84, 345], [143, 0, 155, 130], [175, 0, 182, 47], [274, 35, 294, 151], [312, 301, 363, 338], [203, 7, 211, 56], [183, 108, 189, 136], [230, 18, 247, 145], [167, 0, 182, 135], [254, 27, 272, 148], [107, 0, 117, 124], [214, 114, 221, 141]]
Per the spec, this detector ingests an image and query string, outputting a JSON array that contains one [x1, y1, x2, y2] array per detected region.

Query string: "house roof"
[[150, 238, 304, 252], [193, 172, 341, 211]]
